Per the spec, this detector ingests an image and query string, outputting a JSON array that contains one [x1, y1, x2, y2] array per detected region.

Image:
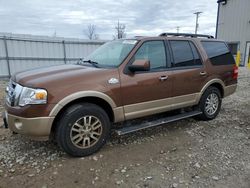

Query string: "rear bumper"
[[3, 111, 54, 141], [224, 84, 237, 97]]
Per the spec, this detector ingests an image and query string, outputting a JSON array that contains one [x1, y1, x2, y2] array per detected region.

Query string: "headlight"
[[19, 87, 47, 106]]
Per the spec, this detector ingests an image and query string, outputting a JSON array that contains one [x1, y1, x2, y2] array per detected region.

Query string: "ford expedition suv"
[[3, 33, 238, 157]]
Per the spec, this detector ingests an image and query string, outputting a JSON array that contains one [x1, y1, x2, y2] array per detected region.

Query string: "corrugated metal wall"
[[217, 0, 250, 66], [0, 39, 9, 77], [0, 33, 106, 78]]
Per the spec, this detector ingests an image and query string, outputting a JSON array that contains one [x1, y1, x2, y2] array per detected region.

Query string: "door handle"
[[200, 71, 207, 76], [159, 75, 168, 81]]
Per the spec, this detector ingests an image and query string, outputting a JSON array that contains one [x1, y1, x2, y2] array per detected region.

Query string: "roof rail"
[[134, 36, 146, 38], [159, 33, 214, 39]]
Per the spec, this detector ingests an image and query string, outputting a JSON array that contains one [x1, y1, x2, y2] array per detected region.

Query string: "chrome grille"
[[6, 80, 16, 106], [5, 80, 22, 106]]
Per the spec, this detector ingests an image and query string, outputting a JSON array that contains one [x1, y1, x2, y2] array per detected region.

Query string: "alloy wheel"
[[205, 93, 219, 116], [70, 116, 103, 149]]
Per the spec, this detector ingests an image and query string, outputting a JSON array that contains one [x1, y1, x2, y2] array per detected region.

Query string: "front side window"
[[170, 40, 202, 67], [133, 41, 167, 70]]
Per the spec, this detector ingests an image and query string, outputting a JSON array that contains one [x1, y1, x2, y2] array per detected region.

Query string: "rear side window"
[[201, 41, 235, 65], [170, 41, 202, 67]]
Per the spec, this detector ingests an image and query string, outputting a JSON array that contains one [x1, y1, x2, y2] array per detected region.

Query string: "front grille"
[[5, 80, 22, 107], [6, 80, 16, 106]]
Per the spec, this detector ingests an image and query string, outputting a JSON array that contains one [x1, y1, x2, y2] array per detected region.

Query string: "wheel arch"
[[198, 79, 225, 102], [49, 91, 120, 135], [50, 91, 117, 116]]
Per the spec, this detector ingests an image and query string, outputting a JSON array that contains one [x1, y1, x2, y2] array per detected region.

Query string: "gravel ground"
[[0, 68, 250, 188]]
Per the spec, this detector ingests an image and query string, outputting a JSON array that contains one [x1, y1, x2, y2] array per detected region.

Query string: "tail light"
[[233, 65, 238, 79]]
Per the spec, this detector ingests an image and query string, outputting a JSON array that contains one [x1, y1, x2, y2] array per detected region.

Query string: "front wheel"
[[196, 86, 222, 121], [55, 103, 110, 157]]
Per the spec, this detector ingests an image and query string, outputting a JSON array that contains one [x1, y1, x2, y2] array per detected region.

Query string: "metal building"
[[216, 0, 250, 66], [0, 33, 106, 78]]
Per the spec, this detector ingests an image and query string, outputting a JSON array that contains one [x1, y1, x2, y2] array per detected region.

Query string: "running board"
[[115, 110, 202, 136]]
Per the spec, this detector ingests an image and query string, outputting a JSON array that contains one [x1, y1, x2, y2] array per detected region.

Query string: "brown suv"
[[3, 33, 238, 157]]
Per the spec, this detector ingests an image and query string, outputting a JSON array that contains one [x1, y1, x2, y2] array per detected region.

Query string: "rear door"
[[168, 40, 207, 106]]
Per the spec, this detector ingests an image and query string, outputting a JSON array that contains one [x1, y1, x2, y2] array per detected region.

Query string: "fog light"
[[14, 119, 23, 130]]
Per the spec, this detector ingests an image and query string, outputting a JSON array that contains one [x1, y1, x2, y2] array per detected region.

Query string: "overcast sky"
[[0, 0, 218, 39]]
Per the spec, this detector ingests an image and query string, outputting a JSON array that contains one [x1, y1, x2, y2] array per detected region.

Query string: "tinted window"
[[190, 42, 202, 65], [134, 41, 166, 69], [201, 41, 235, 65], [170, 41, 202, 67]]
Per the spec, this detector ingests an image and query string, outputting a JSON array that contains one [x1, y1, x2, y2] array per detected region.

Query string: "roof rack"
[[159, 33, 214, 39]]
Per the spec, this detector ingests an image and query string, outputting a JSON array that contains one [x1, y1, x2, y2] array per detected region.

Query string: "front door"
[[120, 40, 173, 120], [245, 42, 250, 67]]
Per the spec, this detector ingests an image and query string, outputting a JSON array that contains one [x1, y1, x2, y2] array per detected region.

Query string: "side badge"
[[108, 78, 119, 84]]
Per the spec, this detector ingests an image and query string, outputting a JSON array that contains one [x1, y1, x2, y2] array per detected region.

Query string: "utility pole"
[[176, 26, 180, 33], [194, 11, 202, 34]]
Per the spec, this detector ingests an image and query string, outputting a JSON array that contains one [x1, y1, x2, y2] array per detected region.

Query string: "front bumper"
[[3, 111, 54, 140]]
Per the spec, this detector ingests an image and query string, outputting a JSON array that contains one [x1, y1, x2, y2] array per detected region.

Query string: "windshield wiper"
[[77, 58, 99, 68], [83, 60, 99, 67], [77, 59, 99, 68]]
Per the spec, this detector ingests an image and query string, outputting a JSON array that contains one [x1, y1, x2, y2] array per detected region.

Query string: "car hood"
[[12, 64, 115, 88]]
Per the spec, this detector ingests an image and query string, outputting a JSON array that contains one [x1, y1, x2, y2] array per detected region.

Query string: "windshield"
[[84, 39, 138, 67]]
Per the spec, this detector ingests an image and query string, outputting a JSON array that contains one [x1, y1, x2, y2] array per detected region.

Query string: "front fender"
[[49, 91, 117, 117]]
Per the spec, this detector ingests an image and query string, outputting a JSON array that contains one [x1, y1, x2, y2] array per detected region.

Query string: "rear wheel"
[[55, 103, 110, 157], [196, 86, 222, 121]]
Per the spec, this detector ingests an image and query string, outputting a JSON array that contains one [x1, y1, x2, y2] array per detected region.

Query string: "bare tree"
[[114, 20, 126, 39], [84, 24, 98, 40]]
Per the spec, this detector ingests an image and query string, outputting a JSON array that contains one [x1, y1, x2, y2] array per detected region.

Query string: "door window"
[[133, 41, 167, 70], [170, 40, 202, 67], [190, 42, 202, 65]]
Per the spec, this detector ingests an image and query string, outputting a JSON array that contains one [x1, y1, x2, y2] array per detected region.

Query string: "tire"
[[55, 103, 110, 157], [196, 86, 222, 121]]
